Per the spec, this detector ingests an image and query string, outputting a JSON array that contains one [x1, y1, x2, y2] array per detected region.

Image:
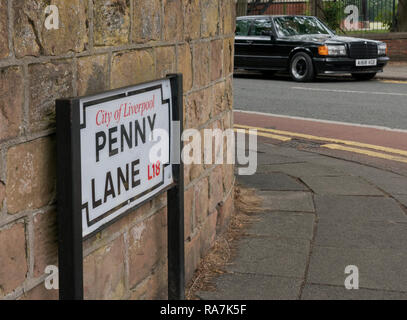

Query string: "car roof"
[[237, 15, 313, 20]]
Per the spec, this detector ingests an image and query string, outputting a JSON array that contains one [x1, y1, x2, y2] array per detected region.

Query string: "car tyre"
[[289, 52, 315, 82], [352, 73, 377, 81]]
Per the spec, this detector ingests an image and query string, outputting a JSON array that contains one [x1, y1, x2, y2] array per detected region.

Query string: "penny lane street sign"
[[56, 74, 184, 300]]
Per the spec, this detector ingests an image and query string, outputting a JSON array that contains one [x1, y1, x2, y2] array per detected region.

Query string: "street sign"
[[56, 74, 184, 300], [79, 79, 173, 237]]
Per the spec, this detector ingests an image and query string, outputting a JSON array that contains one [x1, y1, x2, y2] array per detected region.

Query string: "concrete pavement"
[[377, 61, 407, 81], [197, 141, 407, 300]]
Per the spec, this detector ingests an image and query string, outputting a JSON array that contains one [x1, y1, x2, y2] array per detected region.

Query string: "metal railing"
[[320, 0, 398, 33], [246, 0, 398, 33]]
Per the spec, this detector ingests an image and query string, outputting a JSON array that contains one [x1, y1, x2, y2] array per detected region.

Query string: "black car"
[[234, 15, 389, 82]]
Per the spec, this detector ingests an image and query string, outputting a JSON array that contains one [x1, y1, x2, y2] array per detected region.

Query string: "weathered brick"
[[194, 177, 209, 226], [227, 78, 233, 108], [222, 164, 234, 195], [130, 262, 167, 300], [132, 0, 161, 43], [184, 187, 194, 240], [84, 235, 126, 300], [177, 44, 193, 91], [216, 190, 234, 234], [20, 282, 58, 300], [211, 40, 223, 81], [77, 55, 109, 96], [156, 46, 176, 78], [111, 49, 154, 89], [13, 0, 88, 58], [193, 42, 210, 88], [163, 0, 183, 42], [200, 210, 217, 256], [209, 165, 223, 211], [128, 208, 167, 288], [0, 222, 27, 297], [93, 0, 130, 46], [0, 66, 24, 141], [6, 137, 56, 214], [185, 233, 200, 283], [0, 181, 5, 211], [33, 210, 58, 277], [201, 0, 219, 38], [0, 1, 8, 58], [28, 61, 74, 131], [213, 80, 226, 116], [186, 88, 210, 129], [223, 37, 234, 77], [184, 0, 201, 41], [220, 0, 235, 35]]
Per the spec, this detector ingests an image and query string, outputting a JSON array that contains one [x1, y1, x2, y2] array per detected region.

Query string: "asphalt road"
[[234, 73, 407, 130]]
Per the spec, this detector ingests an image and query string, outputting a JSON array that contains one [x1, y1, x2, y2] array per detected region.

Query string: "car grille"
[[349, 42, 378, 59]]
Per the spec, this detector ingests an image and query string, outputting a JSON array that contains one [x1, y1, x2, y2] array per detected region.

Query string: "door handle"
[[246, 41, 253, 44]]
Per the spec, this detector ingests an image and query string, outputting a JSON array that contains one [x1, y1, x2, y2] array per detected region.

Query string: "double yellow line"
[[234, 124, 407, 164]]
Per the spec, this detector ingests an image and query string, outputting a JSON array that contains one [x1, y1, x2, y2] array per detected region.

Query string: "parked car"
[[234, 15, 389, 82]]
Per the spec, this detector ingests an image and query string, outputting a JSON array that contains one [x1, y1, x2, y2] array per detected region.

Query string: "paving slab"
[[301, 176, 384, 196], [308, 246, 407, 292], [254, 150, 305, 165], [364, 176, 407, 196], [393, 194, 407, 207], [315, 219, 407, 250], [227, 237, 310, 278], [258, 191, 315, 212], [197, 273, 302, 300], [259, 162, 343, 177], [315, 195, 407, 222], [247, 212, 315, 240], [301, 284, 407, 300], [238, 173, 308, 191]]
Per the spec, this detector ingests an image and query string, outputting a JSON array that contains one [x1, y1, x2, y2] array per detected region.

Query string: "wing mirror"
[[261, 30, 276, 41]]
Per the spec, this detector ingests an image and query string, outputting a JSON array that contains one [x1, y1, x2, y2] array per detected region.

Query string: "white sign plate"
[[79, 80, 173, 237]]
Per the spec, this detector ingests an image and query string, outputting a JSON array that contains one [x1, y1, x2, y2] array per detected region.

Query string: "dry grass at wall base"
[[186, 186, 264, 300]]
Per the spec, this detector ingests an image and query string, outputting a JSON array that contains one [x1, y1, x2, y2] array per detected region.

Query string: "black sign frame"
[[56, 74, 184, 300]]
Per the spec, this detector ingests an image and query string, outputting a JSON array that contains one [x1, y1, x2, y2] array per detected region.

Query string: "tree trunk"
[[398, 0, 407, 32], [236, 0, 248, 17]]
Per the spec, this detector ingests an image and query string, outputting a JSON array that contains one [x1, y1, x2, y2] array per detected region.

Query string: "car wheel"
[[352, 73, 377, 81], [289, 52, 315, 82]]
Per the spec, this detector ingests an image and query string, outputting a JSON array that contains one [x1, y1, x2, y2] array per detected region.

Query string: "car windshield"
[[274, 16, 332, 37]]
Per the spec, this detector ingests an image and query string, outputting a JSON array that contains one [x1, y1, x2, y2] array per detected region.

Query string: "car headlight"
[[318, 45, 347, 56], [378, 43, 387, 56]]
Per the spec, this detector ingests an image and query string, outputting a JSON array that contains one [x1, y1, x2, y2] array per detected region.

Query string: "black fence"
[[320, 0, 398, 33], [246, 0, 399, 33]]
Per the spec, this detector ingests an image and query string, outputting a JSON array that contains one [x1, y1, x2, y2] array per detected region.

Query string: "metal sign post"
[[56, 74, 184, 300]]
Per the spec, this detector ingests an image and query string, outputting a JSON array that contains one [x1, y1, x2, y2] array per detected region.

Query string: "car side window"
[[236, 19, 250, 36], [249, 19, 273, 36]]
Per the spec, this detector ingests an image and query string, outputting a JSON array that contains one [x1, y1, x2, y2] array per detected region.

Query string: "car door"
[[245, 18, 279, 70], [234, 18, 253, 69]]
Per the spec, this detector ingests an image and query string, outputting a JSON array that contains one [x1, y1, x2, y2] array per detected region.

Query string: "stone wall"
[[0, 0, 236, 300]]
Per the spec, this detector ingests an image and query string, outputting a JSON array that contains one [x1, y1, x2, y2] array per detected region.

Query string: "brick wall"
[[0, 0, 236, 300]]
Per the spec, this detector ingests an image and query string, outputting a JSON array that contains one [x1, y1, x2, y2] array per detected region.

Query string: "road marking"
[[234, 110, 407, 133], [379, 79, 407, 84], [234, 124, 407, 157], [322, 144, 407, 164], [291, 86, 407, 97], [234, 128, 292, 142]]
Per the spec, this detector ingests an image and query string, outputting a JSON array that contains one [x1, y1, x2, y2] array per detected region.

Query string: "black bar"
[[167, 74, 185, 300], [56, 99, 84, 300]]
